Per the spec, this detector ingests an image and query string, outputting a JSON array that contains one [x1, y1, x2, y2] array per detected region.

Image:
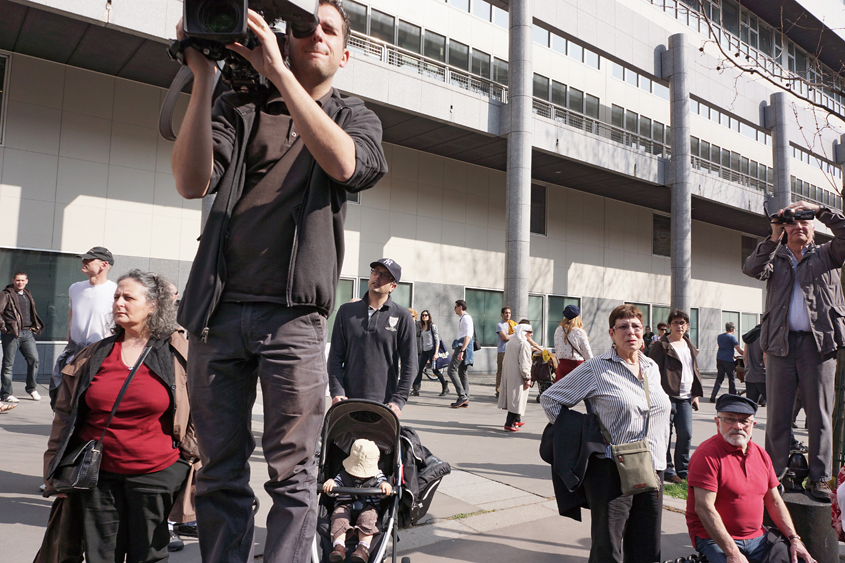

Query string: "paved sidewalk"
[[0, 376, 811, 563]]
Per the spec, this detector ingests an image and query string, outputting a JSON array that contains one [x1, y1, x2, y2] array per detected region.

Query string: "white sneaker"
[[4, 395, 19, 403], [29, 390, 41, 401]]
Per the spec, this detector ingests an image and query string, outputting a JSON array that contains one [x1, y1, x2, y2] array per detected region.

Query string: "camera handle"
[[158, 40, 222, 141]]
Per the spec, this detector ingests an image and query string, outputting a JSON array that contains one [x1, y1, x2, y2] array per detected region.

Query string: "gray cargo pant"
[[188, 302, 327, 563], [766, 331, 834, 482]]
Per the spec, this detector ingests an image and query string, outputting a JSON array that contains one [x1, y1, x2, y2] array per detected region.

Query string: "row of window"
[[611, 105, 668, 145], [533, 25, 601, 71], [444, 0, 508, 29], [626, 302, 700, 347], [792, 145, 843, 180], [609, 62, 671, 102], [689, 99, 771, 147], [791, 177, 843, 211], [690, 136, 773, 184], [533, 76, 600, 120]]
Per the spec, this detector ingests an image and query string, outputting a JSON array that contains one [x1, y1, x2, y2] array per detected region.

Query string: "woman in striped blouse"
[[540, 304, 671, 563]]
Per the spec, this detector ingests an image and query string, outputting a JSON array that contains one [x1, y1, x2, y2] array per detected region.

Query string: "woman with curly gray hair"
[[43, 269, 197, 563]]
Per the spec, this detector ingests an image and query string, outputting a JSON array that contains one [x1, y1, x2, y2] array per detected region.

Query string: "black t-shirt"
[[16, 292, 31, 328]]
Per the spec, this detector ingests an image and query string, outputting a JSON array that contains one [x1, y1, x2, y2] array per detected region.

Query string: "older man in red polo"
[[686, 394, 814, 563]]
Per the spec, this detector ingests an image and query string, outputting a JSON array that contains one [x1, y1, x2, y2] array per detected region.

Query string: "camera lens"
[[198, 0, 240, 34]]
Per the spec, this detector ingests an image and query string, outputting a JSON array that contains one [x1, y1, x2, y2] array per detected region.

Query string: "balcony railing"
[[691, 156, 772, 193], [348, 33, 507, 103]]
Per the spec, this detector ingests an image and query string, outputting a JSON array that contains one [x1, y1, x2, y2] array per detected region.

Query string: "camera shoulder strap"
[[158, 60, 221, 142]]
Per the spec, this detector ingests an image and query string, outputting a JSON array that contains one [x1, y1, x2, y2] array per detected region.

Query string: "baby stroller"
[[314, 400, 405, 563], [532, 349, 558, 402]]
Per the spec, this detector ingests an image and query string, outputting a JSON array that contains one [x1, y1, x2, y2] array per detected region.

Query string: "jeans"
[[413, 348, 445, 390], [665, 397, 693, 479], [712, 359, 737, 398], [447, 346, 469, 400], [1, 329, 39, 397], [188, 302, 327, 563], [695, 533, 769, 563]]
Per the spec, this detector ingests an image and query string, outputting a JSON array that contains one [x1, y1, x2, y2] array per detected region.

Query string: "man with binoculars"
[[743, 200, 845, 501], [171, 2, 387, 563]]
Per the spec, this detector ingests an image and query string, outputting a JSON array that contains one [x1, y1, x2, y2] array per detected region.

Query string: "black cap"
[[563, 305, 581, 319], [370, 258, 401, 283], [78, 246, 114, 265], [716, 394, 758, 415]]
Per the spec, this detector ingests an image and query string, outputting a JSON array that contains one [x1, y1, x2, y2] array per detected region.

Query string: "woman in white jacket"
[[498, 323, 534, 431]]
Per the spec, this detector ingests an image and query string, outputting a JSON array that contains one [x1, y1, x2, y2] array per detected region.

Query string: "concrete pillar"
[[764, 92, 793, 210], [504, 0, 532, 320], [665, 33, 692, 313]]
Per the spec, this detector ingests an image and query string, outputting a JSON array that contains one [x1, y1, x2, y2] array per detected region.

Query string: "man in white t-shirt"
[[447, 299, 475, 408], [49, 247, 117, 407]]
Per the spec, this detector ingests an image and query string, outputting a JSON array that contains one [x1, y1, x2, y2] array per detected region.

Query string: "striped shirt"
[[540, 348, 671, 470]]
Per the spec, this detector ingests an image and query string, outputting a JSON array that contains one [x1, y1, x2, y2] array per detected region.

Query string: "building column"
[[504, 0, 532, 319], [764, 92, 793, 210], [664, 33, 692, 313]]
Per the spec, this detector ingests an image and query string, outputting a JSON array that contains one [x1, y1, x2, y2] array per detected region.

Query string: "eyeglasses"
[[370, 268, 394, 282], [670, 321, 688, 326], [421, 314, 429, 318], [717, 416, 753, 427], [612, 323, 644, 333]]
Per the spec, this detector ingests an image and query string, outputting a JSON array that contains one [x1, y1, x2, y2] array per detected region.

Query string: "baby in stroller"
[[323, 439, 393, 563]]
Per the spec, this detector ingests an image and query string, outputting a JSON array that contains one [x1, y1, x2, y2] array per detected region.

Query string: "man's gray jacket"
[[742, 208, 845, 357]]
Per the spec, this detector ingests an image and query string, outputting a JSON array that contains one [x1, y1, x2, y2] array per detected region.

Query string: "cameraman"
[[742, 201, 845, 501], [171, 3, 387, 563]]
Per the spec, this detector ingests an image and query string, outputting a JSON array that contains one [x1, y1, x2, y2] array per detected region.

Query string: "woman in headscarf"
[[498, 322, 534, 432]]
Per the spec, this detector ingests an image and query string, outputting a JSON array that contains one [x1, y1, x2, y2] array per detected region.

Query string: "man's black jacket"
[[178, 88, 388, 336], [0, 285, 44, 338]]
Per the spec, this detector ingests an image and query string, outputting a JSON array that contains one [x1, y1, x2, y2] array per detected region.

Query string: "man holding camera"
[[171, 3, 387, 563], [742, 201, 845, 501]]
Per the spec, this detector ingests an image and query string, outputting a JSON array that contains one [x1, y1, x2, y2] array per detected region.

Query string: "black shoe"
[[450, 398, 469, 408], [439, 386, 449, 396], [807, 480, 832, 502], [174, 522, 198, 537], [709, 397, 716, 403], [168, 530, 184, 552], [410, 389, 420, 396]]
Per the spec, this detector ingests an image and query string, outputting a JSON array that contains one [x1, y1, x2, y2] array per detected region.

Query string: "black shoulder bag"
[[53, 344, 152, 493]]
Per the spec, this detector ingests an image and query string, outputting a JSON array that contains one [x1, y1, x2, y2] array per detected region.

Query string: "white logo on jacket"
[[386, 317, 399, 331]]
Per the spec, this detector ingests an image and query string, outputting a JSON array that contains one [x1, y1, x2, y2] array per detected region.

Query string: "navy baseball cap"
[[716, 394, 758, 415], [78, 246, 114, 265], [370, 258, 401, 283], [563, 305, 581, 319]]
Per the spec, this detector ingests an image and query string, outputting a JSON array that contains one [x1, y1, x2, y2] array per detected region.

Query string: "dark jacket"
[[328, 295, 417, 409], [539, 406, 606, 521], [648, 335, 704, 399], [177, 88, 388, 337], [44, 331, 198, 491], [742, 207, 845, 357], [0, 285, 44, 337]]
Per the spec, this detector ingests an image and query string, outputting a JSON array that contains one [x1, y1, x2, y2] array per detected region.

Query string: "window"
[[639, 75, 651, 93], [465, 289, 503, 347], [689, 308, 699, 347], [722, 0, 739, 37], [450, 0, 470, 11], [611, 105, 624, 128], [346, 0, 367, 34], [0, 55, 6, 145], [370, 9, 395, 43], [449, 40, 470, 70], [653, 82, 670, 101], [741, 312, 758, 334], [722, 311, 740, 333], [652, 306, 670, 328], [492, 5, 508, 28], [471, 0, 491, 20], [328, 278, 356, 341], [568, 87, 583, 113], [624, 68, 637, 87], [626, 302, 651, 327], [492, 58, 509, 85], [533, 74, 550, 100], [551, 33, 567, 55], [639, 116, 652, 139], [546, 296, 581, 348], [347, 191, 361, 204], [533, 25, 549, 47], [700, 140, 710, 160], [585, 94, 600, 119], [710, 145, 720, 165], [397, 20, 421, 53], [551, 81, 567, 108], [653, 121, 664, 144], [625, 110, 638, 133], [528, 294, 545, 345], [471, 49, 491, 78], [0, 249, 89, 341], [424, 31, 446, 62], [611, 62, 624, 80], [568, 42, 583, 63], [584, 49, 600, 69], [690, 136, 700, 157], [531, 184, 547, 235], [359, 280, 413, 309], [653, 214, 670, 257]]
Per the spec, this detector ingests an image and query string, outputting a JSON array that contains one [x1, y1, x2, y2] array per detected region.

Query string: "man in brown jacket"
[[0, 271, 44, 402], [742, 200, 845, 501]]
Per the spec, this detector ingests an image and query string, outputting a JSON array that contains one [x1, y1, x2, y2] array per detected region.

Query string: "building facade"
[[0, 0, 843, 375]]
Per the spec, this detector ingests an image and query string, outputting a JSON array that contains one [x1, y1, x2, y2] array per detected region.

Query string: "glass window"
[[0, 249, 89, 341], [652, 306, 670, 328], [531, 184, 547, 235], [722, 0, 739, 36], [465, 289, 503, 347], [639, 116, 652, 138], [397, 20, 421, 53], [528, 295, 545, 345], [710, 145, 720, 164], [533, 25, 549, 47], [569, 42, 584, 63], [471, 49, 491, 78], [625, 69, 638, 87], [533, 73, 550, 100], [653, 121, 665, 143], [584, 49, 600, 69], [370, 9, 395, 43], [700, 140, 709, 160], [639, 75, 651, 93], [750, 161, 758, 178], [551, 33, 567, 55], [740, 156, 749, 175], [347, 190, 360, 204], [492, 58, 509, 86], [721, 150, 731, 169], [327, 278, 356, 341], [551, 81, 567, 107], [625, 110, 638, 133], [449, 40, 470, 70], [759, 25, 773, 56], [690, 136, 699, 157], [471, 0, 491, 20], [493, 5, 508, 28], [346, 0, 367, 34], [653, 214, 671, 257], [611, 105, 624, 128], [546, 296, 581, 348], [425, 31, 446, 62], [741, 235, 757, 267], [626, 302, 651, 327], [450, 0, 470, 11], [689, 308, 699, 347], [568, 87, 584, 113], [653, 82, 670, 101], [722, 311, 740, 334], [730, 151, 740, 172], [359, 280, 412, 309], [585, 94, 600, 118], [612, 62, 624, 80]]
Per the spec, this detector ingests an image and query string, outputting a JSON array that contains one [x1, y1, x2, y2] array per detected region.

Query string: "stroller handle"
[[328, 487, 393, 497]]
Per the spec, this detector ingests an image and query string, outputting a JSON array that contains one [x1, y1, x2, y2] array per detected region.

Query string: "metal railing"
[[348, 32, 508, 103], [691, 156, 772, 192]]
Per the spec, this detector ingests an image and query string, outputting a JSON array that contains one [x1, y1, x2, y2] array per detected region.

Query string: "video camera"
[[768, 207, 816, 225]]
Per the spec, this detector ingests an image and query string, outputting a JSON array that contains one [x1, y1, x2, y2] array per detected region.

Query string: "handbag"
[[596, 370, 660, 496], [472, 328, 481, 352], [530, 350, 556, 383], [52, 345, 151, 493], [434, 340, 450, 370]]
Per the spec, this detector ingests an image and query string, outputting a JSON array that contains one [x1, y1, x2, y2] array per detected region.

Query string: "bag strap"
[[95, 343, 152, 446], [565, 330, 584, 359], [596, 354, 652, 445]]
